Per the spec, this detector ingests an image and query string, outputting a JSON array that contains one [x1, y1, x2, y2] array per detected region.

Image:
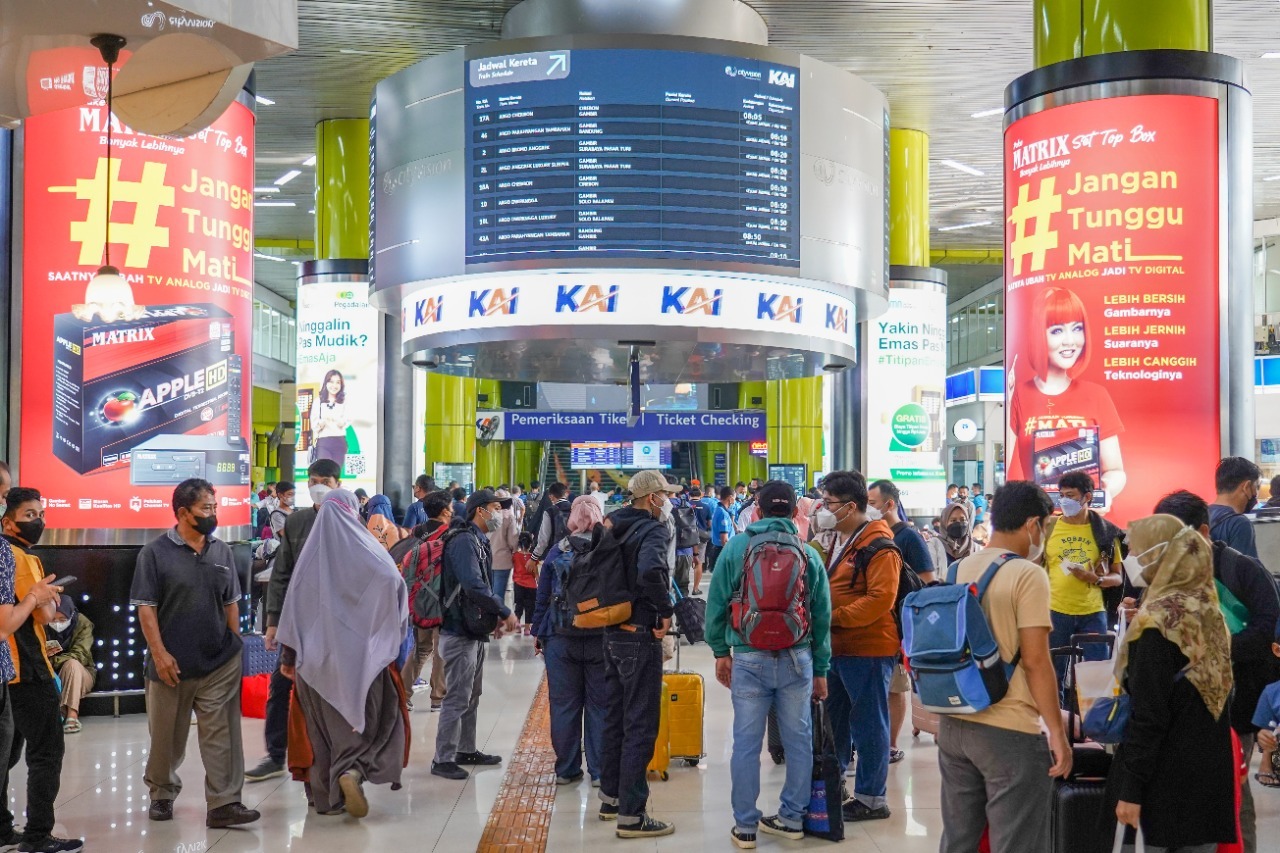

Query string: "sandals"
[[63, 718, 82, 734], [1254, 772, 1280, 788], [889, 748, 906, 765]]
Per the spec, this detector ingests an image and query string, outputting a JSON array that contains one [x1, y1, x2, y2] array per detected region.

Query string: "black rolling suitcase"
[[1050, 637, 1115, 853]]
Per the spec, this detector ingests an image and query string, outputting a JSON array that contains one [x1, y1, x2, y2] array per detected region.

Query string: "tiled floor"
[[16, 637, 1280, 851]]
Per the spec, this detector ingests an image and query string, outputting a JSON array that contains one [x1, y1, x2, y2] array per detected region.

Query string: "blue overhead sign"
[[475, 410, 765, 442]]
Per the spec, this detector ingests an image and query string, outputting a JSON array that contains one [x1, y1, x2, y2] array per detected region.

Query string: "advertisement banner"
[[475, 410, 766, 443], [1004, 94, 1220, 523], [864, 285, 947, 512], [20, 100, 255, 530], [293, 281, 382, 495]]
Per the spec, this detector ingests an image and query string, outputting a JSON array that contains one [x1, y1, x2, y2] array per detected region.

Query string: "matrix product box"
[[1032, 427, 1102, 493], [130, 434, 251, 486], [53, 304, 237, 474]]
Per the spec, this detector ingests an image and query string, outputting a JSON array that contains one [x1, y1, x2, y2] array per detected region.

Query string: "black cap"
[[465, 488, 512, 517], [756, 480, 797, 518]]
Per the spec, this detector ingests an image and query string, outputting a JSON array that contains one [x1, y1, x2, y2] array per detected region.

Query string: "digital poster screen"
[[1004, 94, 1221, 524], [569, 440, 673, 469], [465, 48, 799, 267]]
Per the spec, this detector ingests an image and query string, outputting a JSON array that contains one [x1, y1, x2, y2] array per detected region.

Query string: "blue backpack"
[[900, 553, 1020, 715]]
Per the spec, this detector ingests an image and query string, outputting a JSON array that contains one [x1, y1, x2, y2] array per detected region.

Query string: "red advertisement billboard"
[[1004, 94, 1220, 524], [21, 99, 255, 530]]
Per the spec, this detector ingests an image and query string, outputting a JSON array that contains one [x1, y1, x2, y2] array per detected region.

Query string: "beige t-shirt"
[[951, 547, 1052, 735]]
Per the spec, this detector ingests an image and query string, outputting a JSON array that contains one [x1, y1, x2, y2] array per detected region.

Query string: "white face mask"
[[865, 505, 884, 522], [815, 508, 839, 531], [309, 484, 332, 506], [1026, 522, 1046, 562], [658, 499, 673, 521], [49, 619, 71, 634], [1121, 542, 1167, 588]]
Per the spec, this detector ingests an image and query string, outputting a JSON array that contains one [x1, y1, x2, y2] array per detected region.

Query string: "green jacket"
[[50, 613, 95, 673], [705, 517, 832, 676]]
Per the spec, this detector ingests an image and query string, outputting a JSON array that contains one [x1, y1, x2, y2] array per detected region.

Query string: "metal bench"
[[85, 688, 145, 717]]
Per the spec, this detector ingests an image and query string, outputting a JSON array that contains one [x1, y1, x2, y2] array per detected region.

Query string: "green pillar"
[[424, 373, 476, 484], [766, 377, 822, 480], [889, 129, 929, 268], [1034, 0, 1210, 68], [474, 379, 508, 488], [315, 119, 371, 260], [729, 382, 767, 484], [699, 442, 729, 491]]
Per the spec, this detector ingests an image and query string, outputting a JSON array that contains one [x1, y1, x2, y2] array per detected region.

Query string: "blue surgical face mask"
[[1059, 497, 1084, 518]]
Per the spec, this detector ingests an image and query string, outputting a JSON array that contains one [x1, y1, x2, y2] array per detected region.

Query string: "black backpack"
[[851, 536, 924, 641], [673, 503, 701, 550], [565, 521, 650, 629]]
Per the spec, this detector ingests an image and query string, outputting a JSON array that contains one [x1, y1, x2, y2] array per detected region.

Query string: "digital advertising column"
[[19, 96, 256, 536], [1003, 51, 1252, 524]]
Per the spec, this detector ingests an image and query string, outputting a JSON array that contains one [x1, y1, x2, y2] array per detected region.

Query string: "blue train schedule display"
[[465, 49, 800, 267]]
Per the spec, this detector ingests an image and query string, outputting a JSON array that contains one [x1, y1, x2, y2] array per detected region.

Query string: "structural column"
[[1033, 0, 1210, 68], [766, 377, 822, 488]]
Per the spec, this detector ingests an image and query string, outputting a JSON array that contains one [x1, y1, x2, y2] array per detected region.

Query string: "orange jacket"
[[826, 519, 901, 658], [7, 544, 55, 684]]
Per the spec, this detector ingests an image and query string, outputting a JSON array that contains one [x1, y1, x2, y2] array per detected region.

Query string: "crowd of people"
[[6, 450, 1279, 852]]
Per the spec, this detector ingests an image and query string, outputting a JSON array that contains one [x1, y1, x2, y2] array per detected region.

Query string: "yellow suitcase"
[[664, 671, 705, 766], [647, 681, 671, 780]]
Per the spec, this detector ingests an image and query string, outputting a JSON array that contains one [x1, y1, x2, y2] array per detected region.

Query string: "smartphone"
[[46, 575, 76, 588]]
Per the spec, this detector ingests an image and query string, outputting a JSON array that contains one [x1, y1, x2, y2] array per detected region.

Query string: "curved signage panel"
[[1004, 93, 1221, 523], [371, 35, 887, 381], [20, 98, 255, 536]]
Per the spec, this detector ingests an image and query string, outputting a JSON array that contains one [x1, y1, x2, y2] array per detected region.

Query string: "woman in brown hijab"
[[1107, 514, 1235, 852]]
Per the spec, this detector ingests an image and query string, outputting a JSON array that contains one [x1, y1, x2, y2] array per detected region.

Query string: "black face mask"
[[946, 521, 968, 540], [192, 514, 218, 537], [13, 519, 44, 546]]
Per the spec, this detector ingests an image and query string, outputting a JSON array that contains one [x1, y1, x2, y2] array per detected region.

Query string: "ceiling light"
[[254, 186, 280, 193], [1262, 52, 1280, 59], [939, 159, 986, 177], [254, 201, 297, 208], [970, 107, 1003, 118], [254, 252, 289, 263], [339, 49, 377, 56], [937, 220, 994, 232], [1264, 175, 1280, 182], [274, 170, 302, 186], [255, 94, 275, 106], [302, 155, 317, 167]]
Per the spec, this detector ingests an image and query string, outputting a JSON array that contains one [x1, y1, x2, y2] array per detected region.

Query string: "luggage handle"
[[1112, 823, 1144, 853]]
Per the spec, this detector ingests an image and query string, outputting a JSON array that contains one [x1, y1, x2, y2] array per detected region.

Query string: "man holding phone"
[[0, 487, 80, 853]]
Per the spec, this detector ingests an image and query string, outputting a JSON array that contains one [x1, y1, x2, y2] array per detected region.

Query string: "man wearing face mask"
[[1209, 456, 1262, 560], [816, 470, 902, 823], [132, 479, 259, 830], [597, 470, 679, 838], [0, 488, 84, 853], [432, 490, 519, 781], [249, 459, 341, 784], [1042, 472, 1123, 701]]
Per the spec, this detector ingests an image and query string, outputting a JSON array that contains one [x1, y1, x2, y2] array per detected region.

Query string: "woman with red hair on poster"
[[1006, 286, 1127, 507]]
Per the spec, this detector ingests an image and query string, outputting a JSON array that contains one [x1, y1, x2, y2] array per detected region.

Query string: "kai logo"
[[825, 304, 848, 333], [413, 296, 444, 327], [556, 284, 618, 313], [661, 287, 723, 316], [768, 69, 796, 88], [469, 288, 520, 318], [758, 294, 804, 324]]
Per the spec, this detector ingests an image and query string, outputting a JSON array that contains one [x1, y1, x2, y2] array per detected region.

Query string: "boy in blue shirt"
[[1252, 637, 1280, 787]]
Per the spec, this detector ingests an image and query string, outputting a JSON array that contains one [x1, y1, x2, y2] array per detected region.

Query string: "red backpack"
[[731, 530, 810, 650], [401, 526, 448, 629]]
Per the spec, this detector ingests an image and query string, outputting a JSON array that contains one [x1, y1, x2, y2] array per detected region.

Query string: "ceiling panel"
[[248, 0, 1280, 301]]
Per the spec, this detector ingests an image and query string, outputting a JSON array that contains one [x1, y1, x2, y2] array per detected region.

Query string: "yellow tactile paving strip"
[[477, 673, 556, 852]]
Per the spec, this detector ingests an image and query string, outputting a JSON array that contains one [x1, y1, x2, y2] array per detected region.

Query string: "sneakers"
[[430, 761, 469, 781], [245, 757, 286, 782], [759, 816, 804, 840], [339, 770, 368, 819], [0, 828, 23, 852], [842, 799, 891, 822], [598, 803, 619, 822], [148, 799, 174, 822], [206, 802, 261, 828], [555, 772, 584, 786], [18, 838, 84, 853], [616, 816, 674, 839], [456, 751, 502, 766], [730, 827, 756, 849], [430, 700, 442, 712], [889, 747, 906, 764]]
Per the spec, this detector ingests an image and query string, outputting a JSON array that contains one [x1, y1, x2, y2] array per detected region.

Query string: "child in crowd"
[[1252, 637, 1280, 787], [512, 531, 538, 635]]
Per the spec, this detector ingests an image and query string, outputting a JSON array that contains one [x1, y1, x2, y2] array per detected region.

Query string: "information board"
[[768, 464, 807, 495], [466, 49, 799, 267], [568, 440, 672, 469]]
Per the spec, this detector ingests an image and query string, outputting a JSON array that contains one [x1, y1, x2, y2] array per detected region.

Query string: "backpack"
[[565, 521, 649, 629], [547, 539, 592, 632], [401, 526, 449, 629], [256, 505, 273, 539], [900, 553, 1020, 715], [852, 536, 924, 641], [673, 503, 701, 550], [731, 530, 810, 650]]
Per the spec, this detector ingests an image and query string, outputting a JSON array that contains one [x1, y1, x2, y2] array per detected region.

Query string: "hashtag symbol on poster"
[[50, 157, 175, 268], [1007, 176, 1062, 276]]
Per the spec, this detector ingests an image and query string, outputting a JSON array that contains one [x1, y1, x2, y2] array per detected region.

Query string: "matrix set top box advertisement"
[[21, 92, 255, 530]]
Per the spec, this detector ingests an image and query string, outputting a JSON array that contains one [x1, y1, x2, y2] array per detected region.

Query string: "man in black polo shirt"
[[131, 478, 259, 829]]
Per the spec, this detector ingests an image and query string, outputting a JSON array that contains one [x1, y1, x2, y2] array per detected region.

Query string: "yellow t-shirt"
[[952, 548, 1052, 736], [1045, 517, 1104, 616]]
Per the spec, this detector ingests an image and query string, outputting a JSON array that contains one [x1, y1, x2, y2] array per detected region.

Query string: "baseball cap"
[[628, 470, 682, 500], [756, 480, 798, 518], [465, 488, 513, 517]]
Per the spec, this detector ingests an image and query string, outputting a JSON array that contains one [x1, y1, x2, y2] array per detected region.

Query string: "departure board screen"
[[466, 49, 800, 267]]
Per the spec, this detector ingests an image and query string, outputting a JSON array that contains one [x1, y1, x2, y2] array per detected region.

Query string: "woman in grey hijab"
[[940, 500, 978, 564], [277, 488, 410, 818]]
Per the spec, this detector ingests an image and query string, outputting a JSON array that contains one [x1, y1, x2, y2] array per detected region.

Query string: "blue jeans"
[[730, 648, 814, 833], [827, 655, 894, 808], [1049, 610, 1109, 706], [544, 634, 607, 780], [491, 569, 511, 604]]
